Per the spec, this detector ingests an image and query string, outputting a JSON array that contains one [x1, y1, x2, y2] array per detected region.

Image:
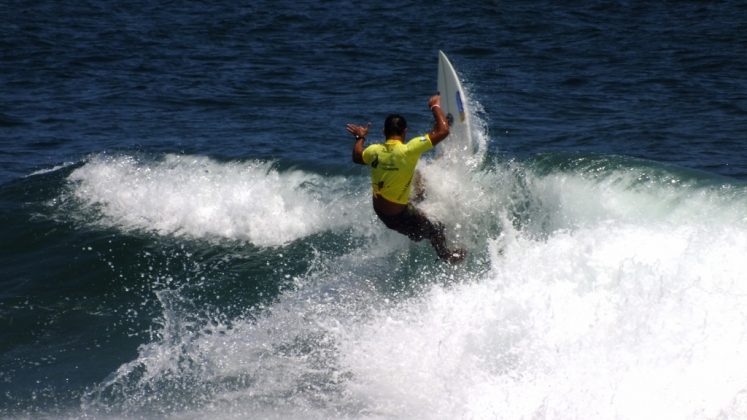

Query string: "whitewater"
[[55, 104, 747, 419]]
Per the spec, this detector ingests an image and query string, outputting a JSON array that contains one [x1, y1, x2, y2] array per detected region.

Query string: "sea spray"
[[65, 100, 747, 419], [66, 153, 370, 247], [69, 150, 747, 419]]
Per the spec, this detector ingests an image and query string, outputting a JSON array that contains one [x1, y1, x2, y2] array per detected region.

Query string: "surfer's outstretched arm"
[[427, 95, 450, 146], [347, 122, 370, 165]]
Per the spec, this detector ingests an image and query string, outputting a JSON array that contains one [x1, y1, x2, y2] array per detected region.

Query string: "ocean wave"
[[65, 153, 369, 247]]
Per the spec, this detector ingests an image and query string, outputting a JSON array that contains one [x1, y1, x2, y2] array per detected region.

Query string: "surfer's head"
[[384, 114, 407, 138]]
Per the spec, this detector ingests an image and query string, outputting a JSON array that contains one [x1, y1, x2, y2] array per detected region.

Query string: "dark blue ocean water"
[[2, 1, 747, 418]]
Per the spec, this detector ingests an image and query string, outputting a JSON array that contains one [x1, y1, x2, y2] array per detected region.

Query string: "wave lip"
[[66, 153, 356, 246]]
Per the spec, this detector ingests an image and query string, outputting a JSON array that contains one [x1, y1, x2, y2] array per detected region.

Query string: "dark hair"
[[384, 114, 407, 137]]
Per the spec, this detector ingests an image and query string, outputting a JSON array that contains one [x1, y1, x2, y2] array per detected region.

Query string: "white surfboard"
[[437, 50, 474, 157]]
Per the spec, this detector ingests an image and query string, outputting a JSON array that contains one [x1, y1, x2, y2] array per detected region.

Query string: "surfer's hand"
[[428, 95, 441, 109], [349, 123, 370, 165], [346, 122, 370, 138]]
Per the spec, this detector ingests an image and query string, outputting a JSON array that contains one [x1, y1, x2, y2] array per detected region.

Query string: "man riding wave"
[[347, 94, 465, 263]]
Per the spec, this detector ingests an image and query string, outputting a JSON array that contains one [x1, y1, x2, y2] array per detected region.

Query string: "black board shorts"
[[374, 204, 444, 242]]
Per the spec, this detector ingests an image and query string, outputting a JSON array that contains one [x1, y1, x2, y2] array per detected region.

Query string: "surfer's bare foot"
[[441, 248, 466, 264]]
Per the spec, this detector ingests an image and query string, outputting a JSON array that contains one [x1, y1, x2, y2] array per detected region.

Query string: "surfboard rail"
[[437, 50, 473, 156]]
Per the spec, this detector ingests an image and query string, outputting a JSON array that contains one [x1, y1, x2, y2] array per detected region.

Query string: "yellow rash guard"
[[361, 134, 433, 204]]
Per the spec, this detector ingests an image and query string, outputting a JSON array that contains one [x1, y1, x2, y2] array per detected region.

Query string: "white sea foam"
[[83, 155, 747, 419], [517, 163, 747, 234], [332, 169, 747, 418], [77, 93, 747, 418], [67, 154, 369, 247]]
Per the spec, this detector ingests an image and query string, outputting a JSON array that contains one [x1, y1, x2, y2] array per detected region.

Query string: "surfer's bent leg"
[[375, 205, 464, 263]]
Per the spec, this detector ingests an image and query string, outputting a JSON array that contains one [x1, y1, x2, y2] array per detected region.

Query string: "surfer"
[[347, 94, 465, 263]]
